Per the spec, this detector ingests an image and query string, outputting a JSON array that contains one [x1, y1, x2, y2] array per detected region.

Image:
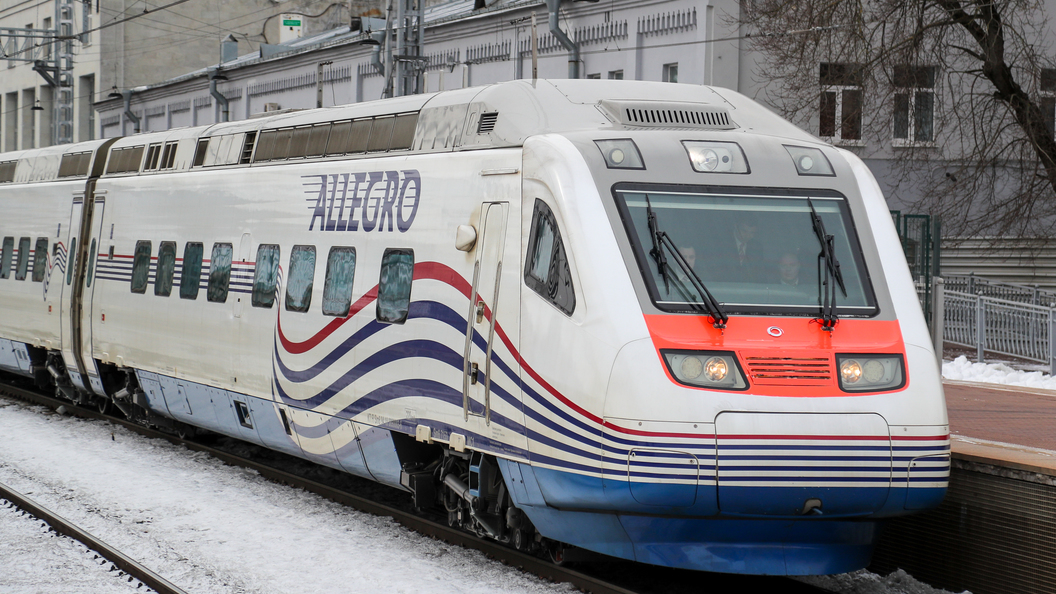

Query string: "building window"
[[893, 66, 936, 143], [663, 63, 678, 83], [285, 245, 316, 312], [377, 248, 414, 324], [587, 73, 601, 80], [130, 240, 151, 293], [1042, 68, 1056, 137], [608, 70, 623, 80], [819, 63, 863, 143]]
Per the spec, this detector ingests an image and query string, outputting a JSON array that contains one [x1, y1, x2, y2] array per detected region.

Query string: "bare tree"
[[740, 0, 1056, 236]]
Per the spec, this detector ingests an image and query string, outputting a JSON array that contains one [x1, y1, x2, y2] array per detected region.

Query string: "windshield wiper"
[[645, 195, 728, 329], [807, 198, 846, 331]]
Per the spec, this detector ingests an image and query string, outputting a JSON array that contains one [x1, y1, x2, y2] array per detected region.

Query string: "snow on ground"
[[0, 396, 965, 594], [0, 500, 142, 593], [942, 355, 1056, 390], [0, 399, 575, 594]]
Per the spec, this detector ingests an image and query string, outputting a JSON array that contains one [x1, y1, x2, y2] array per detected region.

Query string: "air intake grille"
[[477, 112, 498, 133], [744, 356, 833, 385], [600, 100, 737, 130]]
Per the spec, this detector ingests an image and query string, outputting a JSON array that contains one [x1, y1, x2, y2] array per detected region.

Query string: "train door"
[[58, 190, 88, 391], [462, 201, 509, 423], [77, 191, 108, 395]]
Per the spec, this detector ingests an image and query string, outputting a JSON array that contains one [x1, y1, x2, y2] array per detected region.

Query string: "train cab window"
[[524, 200, 576, 315], [32, 238, 48, 282], [15, 237, 30, 281], [207, 243, 233, 303], [377, 248, 414, 324], [85, 239, 97, 287], [130, 241, 152, 293], [65, 237, 76, 285], [155, 241, 176, 296], [285, 245, 316, 312], [0, 237, 12, 279], [179, 242, 204, 299], [322, 246, 356, 317], [252, 244, 280, 308]]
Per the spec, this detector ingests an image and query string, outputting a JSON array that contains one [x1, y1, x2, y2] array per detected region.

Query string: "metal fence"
[[944, 274, 1056, 307], [942, 288, 1056, 372]]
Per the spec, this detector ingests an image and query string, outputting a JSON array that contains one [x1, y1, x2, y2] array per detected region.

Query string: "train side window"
[[15, 237, 30, 280], [155, 241, 176, 296], [367, 116, 395, 152], [0, 237, 12, 279], [85, 239, 97, 287], [285, 245, 316, 312], [377, 248, 414, 324], [252, 244, 280, 308], [322, 246, 356, 317], [65, 237, 76, 285], [348, 118, 372, 153], [180, 242, 204, 299], [130, 240, 152, 293], [32, 237, 48, 282], [325, 121, 352, 156], [524, 199, 576, 315], [207, 242, 233, 303]]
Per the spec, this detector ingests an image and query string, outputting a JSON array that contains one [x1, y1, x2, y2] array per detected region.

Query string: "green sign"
[[283, 19, 301, 26]]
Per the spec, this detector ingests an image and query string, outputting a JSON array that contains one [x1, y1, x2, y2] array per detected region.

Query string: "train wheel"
[[513, 528, 529, 552], [176, 424, 196, 440], [548, 544, 566, 566], [447, 509, 459, 528], [96, 398, 111, 415]]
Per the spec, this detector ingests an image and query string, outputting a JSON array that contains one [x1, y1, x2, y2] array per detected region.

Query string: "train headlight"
[[595, 139, 645, 170], [682, 141, 749, 174], [662, 350, 748, 390], [784, 145, 835, 176], [835, 354, 906, 392]]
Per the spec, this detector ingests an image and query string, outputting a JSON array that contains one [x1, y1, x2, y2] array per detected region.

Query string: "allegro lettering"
[[303, 169, 421, 232]]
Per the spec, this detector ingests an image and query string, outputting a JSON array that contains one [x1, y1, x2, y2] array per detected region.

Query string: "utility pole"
[[0, 0, 77, 145]]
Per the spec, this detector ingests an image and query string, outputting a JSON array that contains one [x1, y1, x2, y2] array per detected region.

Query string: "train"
[[0, 79, 949, 576]]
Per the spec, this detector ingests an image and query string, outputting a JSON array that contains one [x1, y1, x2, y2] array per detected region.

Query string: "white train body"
[[0, 80, 949, 575]]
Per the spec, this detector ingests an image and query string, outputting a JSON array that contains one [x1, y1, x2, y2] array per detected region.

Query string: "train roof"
[[0, 80, 820, 184]]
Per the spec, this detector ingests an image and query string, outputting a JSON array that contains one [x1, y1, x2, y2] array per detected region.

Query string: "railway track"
[[0, 376, 832, 594]]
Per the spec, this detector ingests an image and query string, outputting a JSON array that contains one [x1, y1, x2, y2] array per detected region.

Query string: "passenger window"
[[85, 238, 97, 287], [207, 242, 233, 303], [65, 237, 76, 285], [252, 244, 280, 308], [32, 237, 48, 282], [524, 199, 575, 315], [130, 240, 151, 293], [322, 247, 356, 317], [377, 248, 414, 324], [0, 237, 11, 279], [15, 237, 30, 280], [155, 241, 176, 296], [285, 245, 316, 312], [180, 242, 204, 299]]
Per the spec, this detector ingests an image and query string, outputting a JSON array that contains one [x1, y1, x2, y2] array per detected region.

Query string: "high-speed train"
[[0, 80, 948, 575]]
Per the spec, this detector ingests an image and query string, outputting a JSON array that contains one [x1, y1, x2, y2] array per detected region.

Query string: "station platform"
[[870, 379, 1056, 594]]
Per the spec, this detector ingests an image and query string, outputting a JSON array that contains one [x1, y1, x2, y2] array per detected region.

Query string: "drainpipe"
[[209, 69, 229, 123], [545, 0, 579, 79], [121, 90, 140, 133]]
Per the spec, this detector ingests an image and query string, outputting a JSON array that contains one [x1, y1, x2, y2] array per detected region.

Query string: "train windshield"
[[614, 186, 877, 316]]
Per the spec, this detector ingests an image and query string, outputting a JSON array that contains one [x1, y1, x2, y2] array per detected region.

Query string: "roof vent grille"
[[600, 100, 736, 130], [477, 112, 498, 134]]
